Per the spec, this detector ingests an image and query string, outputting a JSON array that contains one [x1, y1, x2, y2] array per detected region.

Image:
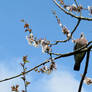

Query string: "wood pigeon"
[[73, 33, 88, 71]]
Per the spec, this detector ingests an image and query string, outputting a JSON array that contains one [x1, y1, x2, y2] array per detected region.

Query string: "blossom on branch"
[[41, 39, 51, 53], [49, 61, 56, 71], [33, 40, 40, 47], [11, 85, 19, 92], [39, 61, 56, 74], [24, 23, 29, 28], [26, 32, 51, 53], [26, 33, 34, 45], [58, 0, 64, 5], [81, 74, 92, 85], [84, 77, 92, 85], [88, 6, 92, 15], [64, 4, 83, 12], [40, 66, 49, 73], [52, 10, 70, 38], [62, 26, 70, 38], [25, 28, 32, 33]]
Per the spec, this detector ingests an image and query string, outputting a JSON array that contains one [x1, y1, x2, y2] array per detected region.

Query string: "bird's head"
[[80, 32, 85, 39]]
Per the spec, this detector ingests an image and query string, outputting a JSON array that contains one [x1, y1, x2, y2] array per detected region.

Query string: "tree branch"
[[74, 0, 78, 8], [53, 0, 92, 21], [0, 59, 51, 82], [78, 48, 91, 92], [50, 18, 81, 45], [54, 45, 92, 60], [0, 42, 92, 83], [71, 18, 81, 36]]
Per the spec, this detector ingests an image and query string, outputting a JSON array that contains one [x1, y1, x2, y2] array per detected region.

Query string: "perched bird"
[[73, 33, 88, 71]]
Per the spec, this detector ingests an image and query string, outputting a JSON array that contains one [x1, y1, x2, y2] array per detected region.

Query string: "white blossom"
[[62, 26, 70, 34], [72, 3, 76, 7], [43, 66, 48, 71], [80, 74, 92, 85], [26, 33, 34, 45], [59, 23, 63, 27], [26, 36, 33, 45], [84, 77, 92, 85], [88, 6, 92, 15], [67, 33, 71, 38], [26, 35, 51, 53], [33, 40, 39, 47], [29, 33, 34, 39], [41, 45, 48, 53], [66, 6, 71, 11], [41, 40, 51, 53]]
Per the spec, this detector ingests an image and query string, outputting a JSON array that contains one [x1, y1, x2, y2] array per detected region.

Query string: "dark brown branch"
[[51, 41, 92, 57], [78, 48, 91, 92], [74, 0, 78, 8], [54, 45, 92, 60], [0, 59, 51, 82], [50, 48, 89, 56], [0, 42, 92, 83], [71, 18, 81, 36], [53, 0, 92, 21]]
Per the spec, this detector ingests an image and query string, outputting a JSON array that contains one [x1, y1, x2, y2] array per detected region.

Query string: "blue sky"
[[0, 0, 92, 92]]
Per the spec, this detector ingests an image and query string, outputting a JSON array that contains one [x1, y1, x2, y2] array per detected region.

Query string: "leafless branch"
[[0, 59, 51, 82], [78, 48, 91, 92], [71, 18, 81, 37], [53, 0, 92, 21], [74, 0, 78, 8], [50, 18, 81, 45], [0, 41, 92, 83], [54, 44, 92, 60]]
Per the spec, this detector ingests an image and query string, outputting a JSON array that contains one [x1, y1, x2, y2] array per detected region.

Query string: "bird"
[[73, 33, 88, 71]]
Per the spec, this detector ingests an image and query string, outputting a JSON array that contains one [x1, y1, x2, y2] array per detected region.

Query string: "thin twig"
[[50, 18, 81, 45], [78, 49, 91, 92], [23, 63, 27, 92], [0, 42, 92, 83], [50, 48, 90, 56], [51, 41, 91, 56], [50, 41, 92, 57], [74, 0, 78, 8], [0, 59, 51, 82], [54, 45, 92, 60], [71, 18, 81, 36], [53, 0, 92, 21], [0, 42, 92, 82]]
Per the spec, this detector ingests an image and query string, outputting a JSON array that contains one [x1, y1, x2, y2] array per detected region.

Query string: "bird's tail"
[[74, 63, 80, 71]]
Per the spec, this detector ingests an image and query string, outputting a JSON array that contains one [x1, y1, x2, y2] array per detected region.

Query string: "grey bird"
[[73, 33, 88, 71]]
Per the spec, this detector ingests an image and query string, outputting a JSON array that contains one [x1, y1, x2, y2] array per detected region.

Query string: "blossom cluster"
[[20, 20, 52, 53], [58, 0, 64, 5], [57, 0, 92, 15], [26, 33, 51, 53], [11, 85, 19, 92], [62, 26, 70, 38], [80, 74, 92, 85], [88, 6, 92, 15], [64, 4, 83, 12], [52, 10, 70, 38], [34, 61, 56, 74]]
